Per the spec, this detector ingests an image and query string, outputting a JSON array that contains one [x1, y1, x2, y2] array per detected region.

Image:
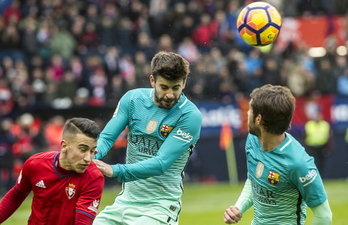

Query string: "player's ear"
[[256, 114, 262, 125], [149, 75, 155, 88], [61, 140, 68, 152], [182, 78, 187, 89]]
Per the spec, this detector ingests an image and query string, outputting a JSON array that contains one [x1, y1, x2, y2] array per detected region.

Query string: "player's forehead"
[[67, 133, 96, 147], [248, 99, 255, 113], [249, 99, 253, 107], [156, 76, 184, 87]]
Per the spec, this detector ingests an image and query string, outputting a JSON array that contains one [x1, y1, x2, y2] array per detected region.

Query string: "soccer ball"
[[236, 2, 282, 47]]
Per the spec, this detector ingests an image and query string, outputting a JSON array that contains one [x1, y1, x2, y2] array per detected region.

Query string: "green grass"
[[2, 179, 347, 224]]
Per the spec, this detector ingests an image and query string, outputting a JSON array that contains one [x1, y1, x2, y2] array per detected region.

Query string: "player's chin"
[[162, 101, 175, 108], [76, 165, 88, 173]]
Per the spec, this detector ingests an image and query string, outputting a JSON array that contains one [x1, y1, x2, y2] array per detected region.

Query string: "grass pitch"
[[2, 179, 347, 224]]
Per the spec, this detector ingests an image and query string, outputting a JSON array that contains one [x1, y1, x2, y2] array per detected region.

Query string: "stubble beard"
[[154, 91, 179, 109], [249, 121, 261, 137]]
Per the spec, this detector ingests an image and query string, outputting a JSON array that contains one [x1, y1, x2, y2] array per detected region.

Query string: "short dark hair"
[[150, 51, 190, 81], [62, 117, 100, 140], [250, 84, 295, 135]]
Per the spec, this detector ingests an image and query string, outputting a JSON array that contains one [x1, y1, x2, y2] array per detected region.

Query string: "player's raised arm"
[[93, 51, 203, 225]]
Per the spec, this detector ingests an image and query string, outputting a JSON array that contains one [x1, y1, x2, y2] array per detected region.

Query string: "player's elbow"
[[314, 211, 332, 225], [327, 210, 333, 223], [319, 209, 332, 224]]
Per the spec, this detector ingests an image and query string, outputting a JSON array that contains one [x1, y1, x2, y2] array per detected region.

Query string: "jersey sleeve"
[[235, 178, 254, 213], [0, 157, 34, 223], [289, 153, 328, 207], [95, 92, 130, 159], [75, 172, 105, 222], [111, 108, 202, 182], [16, 158, 34, 193], [0, 186, 30, 223]]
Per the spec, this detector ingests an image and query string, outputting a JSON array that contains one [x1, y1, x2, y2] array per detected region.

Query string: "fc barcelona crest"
[[160, 124, 173, 137], [66, 183, 76, 199], [267, 171, 280, 186]]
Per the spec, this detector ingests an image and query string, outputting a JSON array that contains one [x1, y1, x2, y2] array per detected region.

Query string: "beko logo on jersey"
[[173, 129, 193, 143], [299, 169, 317, 187]]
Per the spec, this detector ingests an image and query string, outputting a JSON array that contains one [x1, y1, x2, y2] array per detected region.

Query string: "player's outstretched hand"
[[224, 205, 242, 224], [93, 159, 113, 177]]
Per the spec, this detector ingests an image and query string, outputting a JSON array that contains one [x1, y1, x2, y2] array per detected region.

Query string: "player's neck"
[[58, 153, 72, 171], [258, 132, 285, 152]]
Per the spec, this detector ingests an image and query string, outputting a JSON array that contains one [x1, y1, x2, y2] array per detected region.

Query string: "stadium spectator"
[[116, 17, 137, 56], [158, 33, 174, 52], [88, 66, 108, 106], [134, 50, 151, 88], [315, 57, 337, 94], [261, 56, 281, 86], [304, 111, 332, 176], [177, 37, 199, 63], [2, 0, 21, 26], [0, 23, 21, 51], [19, 15, 39, 57], [0, 118, 15, 196], [11, 113, 36, 162], [98, 15, 117, 48], [192, 13, 215, 53], [119, 53, 136, 91], [44, 115, 65, 151], [68, 55, 84, 85], [337, 67, 348, 97], [30, 67, 46, 107], [283, 60, 311, 96], [53, 70, 78, 109], [148, 0, 168, 39], [0, 78, 14, 116], [81, 21, 99, 50], [136, 31, 157, 61], [85, 4, 100, 25], [49, 24, 77, 59]]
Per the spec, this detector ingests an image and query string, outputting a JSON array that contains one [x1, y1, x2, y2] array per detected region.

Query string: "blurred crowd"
[[1, 0, 348, 192]]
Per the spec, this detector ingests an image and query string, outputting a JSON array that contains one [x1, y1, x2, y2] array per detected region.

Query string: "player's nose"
[[166, 90, 174, 98], [83, 151, 93, 162]]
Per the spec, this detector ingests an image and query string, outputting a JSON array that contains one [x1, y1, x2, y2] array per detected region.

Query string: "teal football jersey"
[[246, 133, 328, 225], [96, 88, 202, 221]]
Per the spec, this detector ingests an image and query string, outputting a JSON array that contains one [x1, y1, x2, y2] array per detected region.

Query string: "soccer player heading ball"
[[93, 51, 202, 225]]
